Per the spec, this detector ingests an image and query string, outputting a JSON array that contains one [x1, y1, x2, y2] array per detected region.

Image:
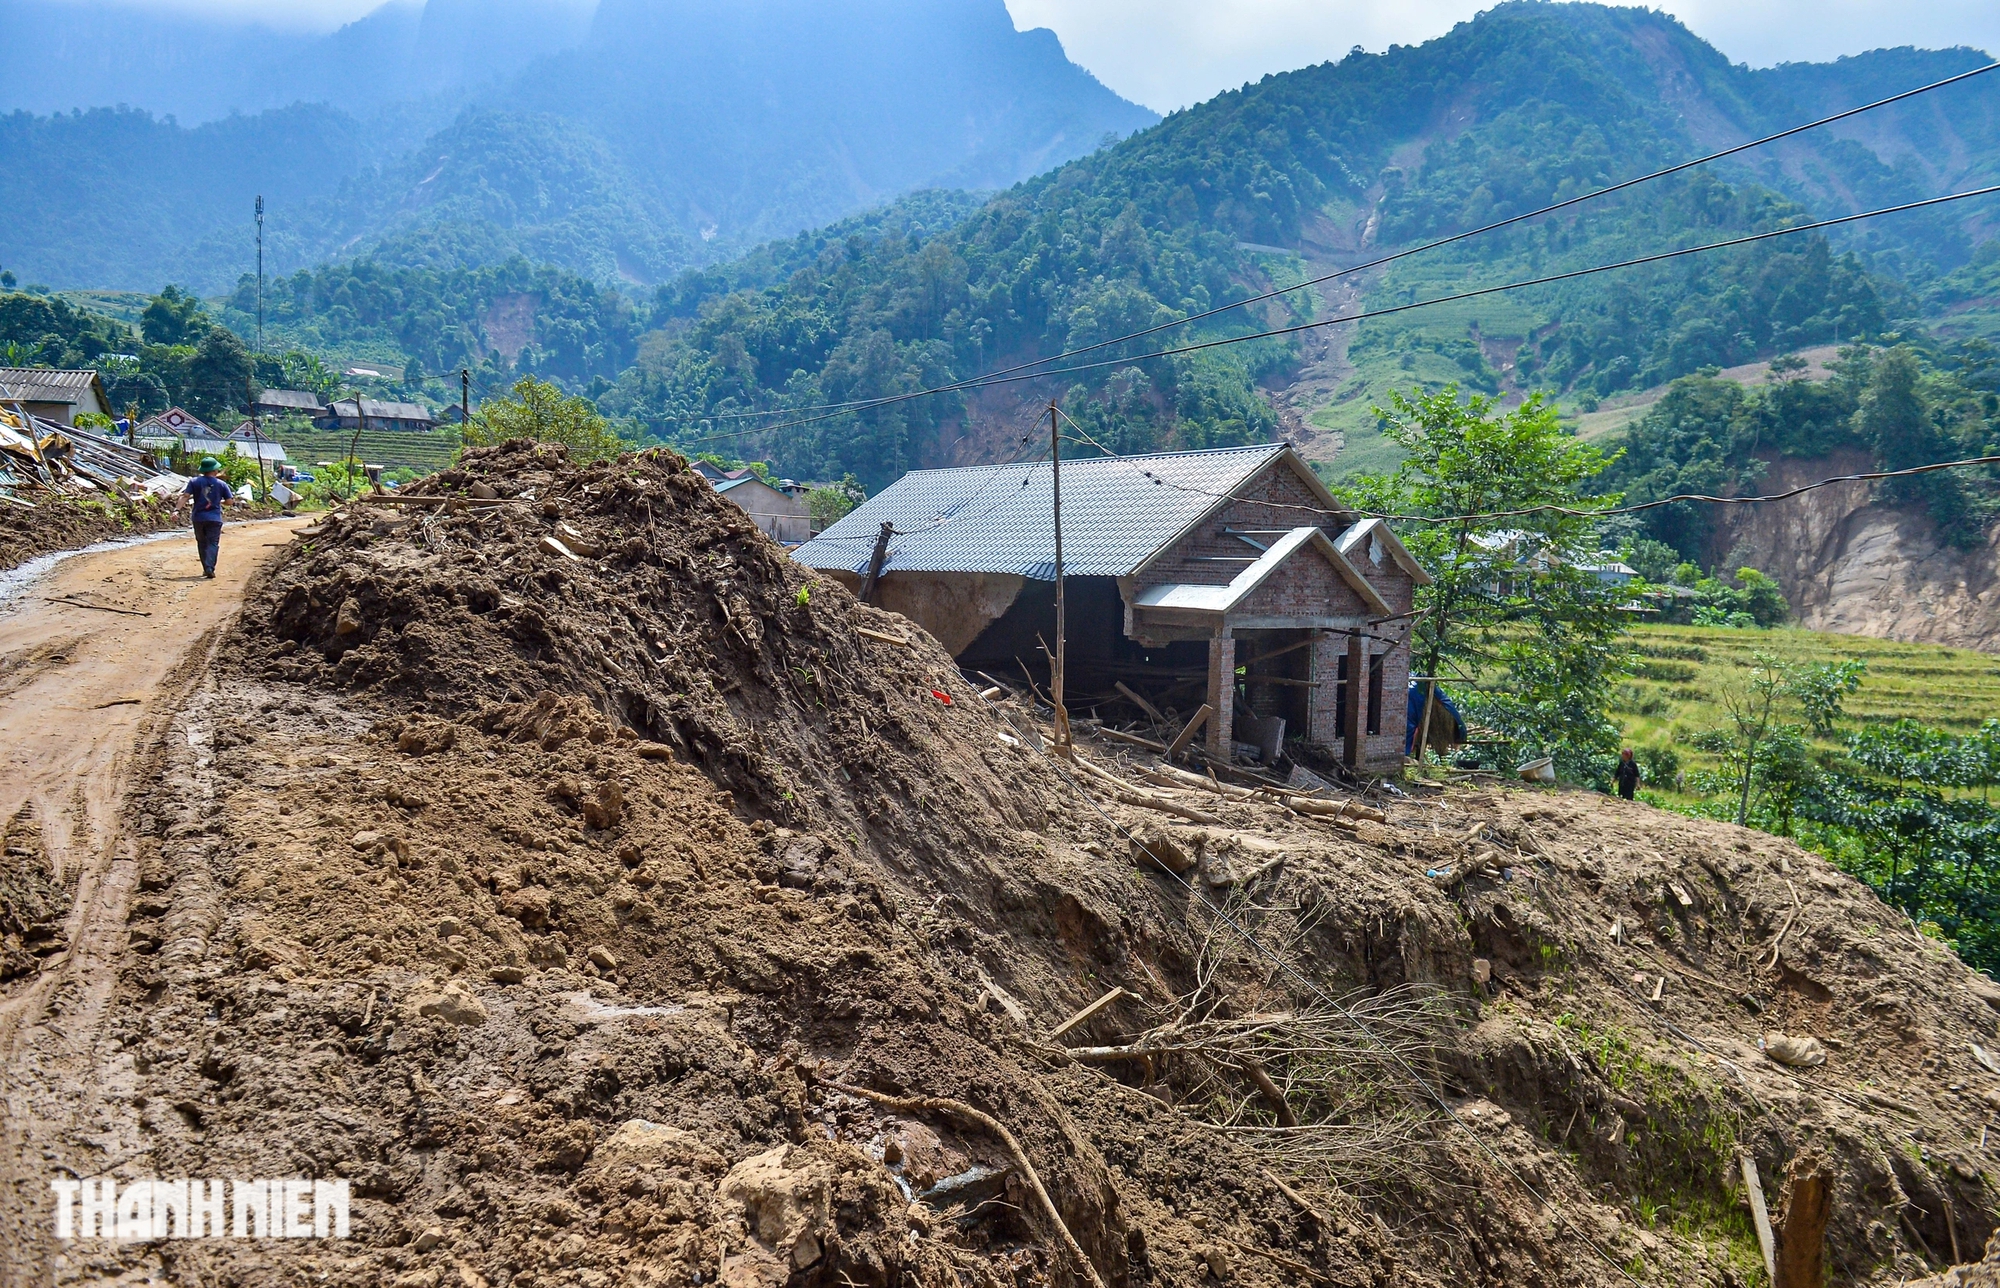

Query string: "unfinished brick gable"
[[1234, 545, 1374, 621], [1133, 462, 1350, 594]]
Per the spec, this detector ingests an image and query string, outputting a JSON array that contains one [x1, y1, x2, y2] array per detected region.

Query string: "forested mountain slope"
[[0, 0, 1152, 292], [586, 2, 1998, 490]]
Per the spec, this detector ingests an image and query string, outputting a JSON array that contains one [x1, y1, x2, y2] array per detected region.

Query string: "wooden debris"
[[1775, 1153, 1832, 1288], [1074, 754, 1221, 824], [1087, 724, 1169, 752], [1047, 986, 1137, 1043], [821, 1079, 1108, 1288], [1649, 975, 1665, 1003], [1114, 681, 1166, 725], [1766, 879, 1803, 967], [1742, 1155, 1778, 1283], [1261, 1169, 1328, 1226], [1669, 881, 1693, 908], [539, 535, 585, 562], [1166, 704, 1213, 758], [855, 625, 913, 647], [1282, 796, 1386, 823]]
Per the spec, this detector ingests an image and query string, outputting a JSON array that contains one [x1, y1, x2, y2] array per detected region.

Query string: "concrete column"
[[1309, 634, 1342, 744], [1342, 632, 1366, 771], [1205, 634, 1236, 759]]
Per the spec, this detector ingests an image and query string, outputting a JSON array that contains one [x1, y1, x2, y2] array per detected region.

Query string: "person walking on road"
[[1615, 748, 1641, 800], [180, 457, 234, 579]]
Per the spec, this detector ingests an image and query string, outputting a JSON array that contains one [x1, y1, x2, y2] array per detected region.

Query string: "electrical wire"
[[658, 59, 2000, 433], [686, 183, 2000, 447]]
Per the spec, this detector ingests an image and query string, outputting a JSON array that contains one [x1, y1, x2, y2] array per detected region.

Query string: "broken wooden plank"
[[1742, 1155, 1778, 1283], [1114, 681, 1166, 725], [854, 625, 913, 647], [1166, 704, 1214, 758], [1047, 987, 1135, 1043], [1088, 724, 1168, 752]]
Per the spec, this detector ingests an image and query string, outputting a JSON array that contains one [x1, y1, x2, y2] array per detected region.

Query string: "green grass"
[[1614, 623, 2000, 791]]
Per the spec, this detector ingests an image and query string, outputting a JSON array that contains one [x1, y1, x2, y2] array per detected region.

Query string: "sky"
[[56, 0, 2000, 112]]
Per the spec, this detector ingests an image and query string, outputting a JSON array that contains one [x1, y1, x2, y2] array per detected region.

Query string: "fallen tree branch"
[[820, 1079, 1107, 1288], [1766, 880, 1802, 968]]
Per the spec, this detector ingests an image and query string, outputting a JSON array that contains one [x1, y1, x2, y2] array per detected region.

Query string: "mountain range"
[[0, 0, 1155, 292]]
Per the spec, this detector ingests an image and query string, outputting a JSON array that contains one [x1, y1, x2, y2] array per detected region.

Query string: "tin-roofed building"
[[317, 398, 438, 433], [250, 389, 328, 419], [0, 368, 111, 426], [792, 443, 1430, 769]]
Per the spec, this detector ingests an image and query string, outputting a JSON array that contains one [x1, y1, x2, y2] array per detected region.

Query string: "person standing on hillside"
[[179, 457, 234, 580], [1615, 749, 1641, 800]]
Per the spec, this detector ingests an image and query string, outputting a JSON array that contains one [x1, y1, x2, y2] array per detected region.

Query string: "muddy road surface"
[[0, 519, 304, 1285]]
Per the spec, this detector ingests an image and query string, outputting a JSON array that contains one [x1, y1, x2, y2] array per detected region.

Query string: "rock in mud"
[[409, 982, 488, 1026], [720, 1143, 833, 1269]]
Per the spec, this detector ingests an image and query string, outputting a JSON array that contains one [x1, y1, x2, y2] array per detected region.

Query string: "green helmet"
[[198, 456, 222, 473]]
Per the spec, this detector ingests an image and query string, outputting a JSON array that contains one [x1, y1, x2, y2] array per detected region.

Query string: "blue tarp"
[[1407, 683, 1466, 754]]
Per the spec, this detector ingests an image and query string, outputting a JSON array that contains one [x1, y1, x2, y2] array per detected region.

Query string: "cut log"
[[1775, 1153, 1832, 1288]]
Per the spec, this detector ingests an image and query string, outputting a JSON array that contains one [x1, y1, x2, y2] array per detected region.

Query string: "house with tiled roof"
[[793, 443, 1430, 769]]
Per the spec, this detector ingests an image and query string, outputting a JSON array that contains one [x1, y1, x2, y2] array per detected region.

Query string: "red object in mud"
[[932, 689, 953, 705]]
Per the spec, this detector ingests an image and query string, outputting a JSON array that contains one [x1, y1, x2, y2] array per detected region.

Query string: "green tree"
[[141, 285, 208, 347], [1340, 388, 1628, 782], [1721, 651, 1788, 826], [1789, 659, 1867, 737], [806, 474, 865, 530], [465, 376, 628, 464], [182, 326, 256, 425]]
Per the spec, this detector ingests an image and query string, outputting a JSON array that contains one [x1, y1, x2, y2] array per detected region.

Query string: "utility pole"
[[255, 195, 265, 356], [247, 375, 268, 502], [1050, 399, 1071, 754], [461, 368, 470, 433]]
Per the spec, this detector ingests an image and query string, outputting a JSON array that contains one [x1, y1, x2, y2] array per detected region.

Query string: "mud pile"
[[24, 438, 2000, 1288], [0, 492, 181, 572]]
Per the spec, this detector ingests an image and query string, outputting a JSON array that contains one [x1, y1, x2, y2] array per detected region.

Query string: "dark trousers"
[[194, 520, 223, 575], [1616, 778, 1637, 800]]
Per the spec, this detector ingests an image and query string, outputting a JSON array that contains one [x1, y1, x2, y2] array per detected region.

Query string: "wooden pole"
[[858, 521, 893, 604], [1775, 1153, 1832, 1288], [1050, 400, 1070, 754]]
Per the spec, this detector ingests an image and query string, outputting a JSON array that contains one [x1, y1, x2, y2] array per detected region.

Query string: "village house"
[[133, 408, 287, 464], [792, 443, 1429, 770], [692, 462, 812, 544], [316, 398, 438, 433], [0, 367, 112, 426], [249, 389, 328, 419]]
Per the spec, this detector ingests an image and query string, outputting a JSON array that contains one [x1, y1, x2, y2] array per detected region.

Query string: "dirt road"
[[0, 519, 302, 1281]]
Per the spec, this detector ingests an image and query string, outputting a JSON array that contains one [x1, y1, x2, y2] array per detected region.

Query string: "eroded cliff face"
[[1707, 451, 2000, 651]]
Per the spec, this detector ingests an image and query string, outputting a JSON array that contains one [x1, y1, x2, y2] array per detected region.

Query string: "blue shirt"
[[185, 475, 233, 523]]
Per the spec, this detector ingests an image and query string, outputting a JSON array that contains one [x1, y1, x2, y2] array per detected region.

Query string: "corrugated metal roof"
[[254, 389, 326, 411], [328, 399, 436, 422], [0, 367, 99, 403], [793, 443, 1289, 579]]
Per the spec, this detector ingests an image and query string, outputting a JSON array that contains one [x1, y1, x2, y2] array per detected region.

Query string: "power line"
[[666, 59, 2000, 434], [686, 184, 2000, 448]]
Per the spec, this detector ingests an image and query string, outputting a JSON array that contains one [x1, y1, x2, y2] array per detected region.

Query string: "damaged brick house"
[[791, 443, 1430, 770]]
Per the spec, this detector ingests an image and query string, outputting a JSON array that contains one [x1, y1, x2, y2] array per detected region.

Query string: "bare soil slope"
[[7, 442, 2000, 1288]]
